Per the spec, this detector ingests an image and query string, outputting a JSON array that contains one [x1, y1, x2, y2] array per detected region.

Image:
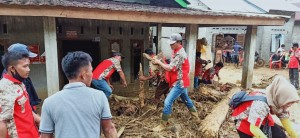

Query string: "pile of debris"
[[110, 83, 238, 138], [252, 75, 277, 88]]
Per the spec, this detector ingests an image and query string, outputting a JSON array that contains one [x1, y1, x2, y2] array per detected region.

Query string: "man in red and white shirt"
[[152, 33, 200, 131], [92, 52, 127, 98], [0, 51, 40, 138]]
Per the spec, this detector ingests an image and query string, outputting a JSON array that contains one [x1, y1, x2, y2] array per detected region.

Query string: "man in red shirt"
[[0, 50, 40, 138], [200, 62, 224, 84], [152, 33, 200, 131], [92, 52, 127, 98], [288, 43, 300, 89]]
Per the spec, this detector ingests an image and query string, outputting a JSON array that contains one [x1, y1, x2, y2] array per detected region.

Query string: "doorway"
[[0, 39, 8, 73], [131, 40, 144, 82], [60, 40, 100, 85]]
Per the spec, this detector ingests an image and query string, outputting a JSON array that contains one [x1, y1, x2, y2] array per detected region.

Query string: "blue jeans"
[[163, 83, 195, 115], [194, 77, 199, 89], [92, 79, 112, 98]]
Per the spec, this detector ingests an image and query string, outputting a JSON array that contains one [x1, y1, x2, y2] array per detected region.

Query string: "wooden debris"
[[139, 63, 145, 108], [152, 132, 166, 138], [127, 109, 152, 124], [117, 126, 125, 138], [219, 83, 236, 92], [111, 94, 139, 102], [199, 87, 241, 138], [253, 74, 277, 88]]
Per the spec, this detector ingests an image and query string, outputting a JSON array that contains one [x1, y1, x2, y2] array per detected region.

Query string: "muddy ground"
[[110, 85, 228, 138], [111, 65, 300, 138]]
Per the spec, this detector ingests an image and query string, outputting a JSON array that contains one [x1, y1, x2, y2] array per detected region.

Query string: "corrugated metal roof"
[[0, 0, 287, 18], [199, 0, 265, 13], [247, 0, 300, 12]]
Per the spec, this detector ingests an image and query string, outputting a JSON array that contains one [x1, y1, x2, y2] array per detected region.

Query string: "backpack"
[[229, 91, 268, 109]]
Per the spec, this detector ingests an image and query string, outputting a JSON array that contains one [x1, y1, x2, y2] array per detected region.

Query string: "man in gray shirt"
[[39, 51, 117, 138]]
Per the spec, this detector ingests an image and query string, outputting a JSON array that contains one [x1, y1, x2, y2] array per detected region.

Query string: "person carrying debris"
[[139, 48, 170, 108], [288, 43, 300, 90], [92, 52, 127, 98], [39, 51, 117, 138], [152, 33, 200, 132], [200, 62, 223, 85], [230, 75, 300, 138]]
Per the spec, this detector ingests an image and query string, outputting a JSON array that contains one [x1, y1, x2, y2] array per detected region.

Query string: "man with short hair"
[[92, 52, 127, 98], [277, 44, 285, 54], [152, 33, 200, 131], [0, 50, 40, 138], [1, 43, 41, 113], [39, 51, 117, 138], [288, 43, 300, 89]]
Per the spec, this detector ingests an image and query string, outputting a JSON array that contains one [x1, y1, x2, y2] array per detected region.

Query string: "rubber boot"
[[152, 114, 169, 132], [189, 107, 201, 124]]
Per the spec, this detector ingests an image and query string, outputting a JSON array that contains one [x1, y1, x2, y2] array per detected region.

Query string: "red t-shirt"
[[288, 49, 300, 68], [2, 74, 39, 138]]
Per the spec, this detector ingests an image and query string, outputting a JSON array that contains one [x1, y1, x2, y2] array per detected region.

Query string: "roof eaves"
[[244, 0, 267, 13], [0, 1, 290, 20]]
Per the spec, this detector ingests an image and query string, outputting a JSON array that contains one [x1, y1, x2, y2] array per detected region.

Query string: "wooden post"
[[157, 24, 162, 53], [185, 24, 198, 91], [43, 17, 60, 96], [241, 26, 257, 89]]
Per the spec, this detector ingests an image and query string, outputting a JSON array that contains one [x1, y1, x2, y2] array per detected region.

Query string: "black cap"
[[112, 52, 125, 59], [293, 43, 299, 47], [144, 48, 154, 55]]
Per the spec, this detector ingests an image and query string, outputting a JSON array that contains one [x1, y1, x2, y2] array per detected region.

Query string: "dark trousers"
[[289, 68, 299, 89], [237, 124, 286, 138], [233, 55, 239, 65], [154, 80, 169, 104]]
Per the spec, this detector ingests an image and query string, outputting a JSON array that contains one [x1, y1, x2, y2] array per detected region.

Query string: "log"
[[139, 63, 145, 107], [199, 87, 241, 138], [117, 126, 125, 138], [111, 94, 139, 102]]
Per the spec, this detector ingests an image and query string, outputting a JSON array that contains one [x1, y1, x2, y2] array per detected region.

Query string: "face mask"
[[11, 68, 25, 82]]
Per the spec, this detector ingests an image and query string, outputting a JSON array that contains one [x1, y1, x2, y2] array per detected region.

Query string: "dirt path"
[[219, 65, 300, 135]]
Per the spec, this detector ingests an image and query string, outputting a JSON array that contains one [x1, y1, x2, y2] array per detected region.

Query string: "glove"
[[250, 124, 267, 138], [280, 118, 298, 138]]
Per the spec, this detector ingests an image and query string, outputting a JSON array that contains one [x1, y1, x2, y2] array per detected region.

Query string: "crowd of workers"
[[0, 33, 299, 138]]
